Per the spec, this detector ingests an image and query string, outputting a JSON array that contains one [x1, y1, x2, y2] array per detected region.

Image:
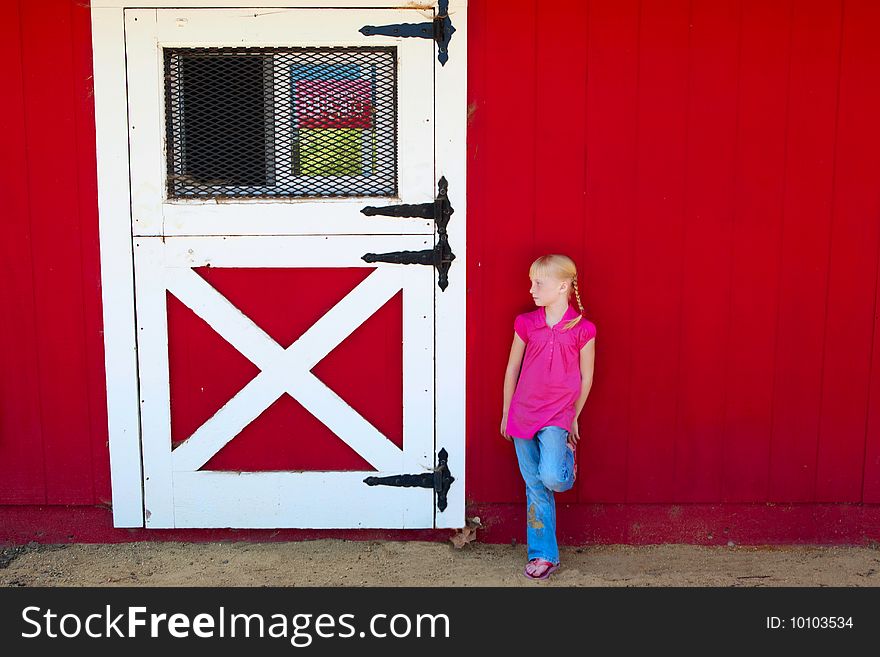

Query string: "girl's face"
[[529, 273, 568, 307]]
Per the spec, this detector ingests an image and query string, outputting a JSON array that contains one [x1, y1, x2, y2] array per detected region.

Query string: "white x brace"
[[165, 266, 413, 473]]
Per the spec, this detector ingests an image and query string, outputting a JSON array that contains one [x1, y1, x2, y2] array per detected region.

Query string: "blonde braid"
[[563, 278, 585, 330], [572, 278, 585, 315]]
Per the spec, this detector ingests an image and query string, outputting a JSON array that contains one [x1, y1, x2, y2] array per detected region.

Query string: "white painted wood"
[[132, 238, 175, 527], [91, 7, 145, 527], [135, 235, 435, 527], [402, 259, 436, 471], [161, 234, 432, 268], [125, 10, 163, 235], [433, 0, 467, 528], [126, 8, 435, 236], [160, 204, 434, 237], [173, 471, 433, 528]]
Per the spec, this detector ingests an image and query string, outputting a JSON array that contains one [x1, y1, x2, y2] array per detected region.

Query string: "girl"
[[500, 254, 596, 580]]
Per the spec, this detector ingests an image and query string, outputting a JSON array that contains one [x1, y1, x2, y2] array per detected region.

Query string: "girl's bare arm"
[[501, 333, 526, 439], [573, 337, 596, 419]]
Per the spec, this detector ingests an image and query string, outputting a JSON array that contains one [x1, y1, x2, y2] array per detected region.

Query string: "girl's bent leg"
[[536, 426, 575, 493], [513, 435, 559, 564]]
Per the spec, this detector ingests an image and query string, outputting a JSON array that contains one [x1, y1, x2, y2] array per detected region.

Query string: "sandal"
[[524, 558, 559, 580]]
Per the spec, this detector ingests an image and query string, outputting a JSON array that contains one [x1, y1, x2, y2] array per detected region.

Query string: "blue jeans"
[[512, 425, 575, 564]]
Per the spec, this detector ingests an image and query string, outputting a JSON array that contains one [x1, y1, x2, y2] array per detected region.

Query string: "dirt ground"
[[2, 539, 880, 586]]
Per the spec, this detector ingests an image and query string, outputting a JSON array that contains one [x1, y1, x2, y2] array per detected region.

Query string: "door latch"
[[363, 448, 455, 512]]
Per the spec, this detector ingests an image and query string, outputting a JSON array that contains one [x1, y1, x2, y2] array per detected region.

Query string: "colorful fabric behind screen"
[[292, 64, 377, 177], [164, 47, 396, 198]]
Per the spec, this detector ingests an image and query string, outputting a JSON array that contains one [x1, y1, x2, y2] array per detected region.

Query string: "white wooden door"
[[124, 7, 447, 528]]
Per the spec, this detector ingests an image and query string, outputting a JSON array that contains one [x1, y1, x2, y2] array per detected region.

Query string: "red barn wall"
[[1, 0, 111, 507], [466, 0, 880, 538], [3, 0, 880, 544]]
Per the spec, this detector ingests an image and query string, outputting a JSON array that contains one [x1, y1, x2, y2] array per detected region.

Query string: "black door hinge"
[[359, 0, 456, 66], [363, 448, 455, 512], [361, 176, 456, 291]]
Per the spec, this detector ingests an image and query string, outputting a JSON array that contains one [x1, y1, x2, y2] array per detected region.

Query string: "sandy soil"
[[2, 540, 880, 586]]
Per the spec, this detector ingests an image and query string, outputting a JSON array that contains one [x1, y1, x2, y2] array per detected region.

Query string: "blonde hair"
[[529, 254, 585, 331]]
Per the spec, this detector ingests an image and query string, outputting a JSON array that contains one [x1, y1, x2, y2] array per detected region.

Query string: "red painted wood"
[[0, 0, 47, 503], [203, 394, 377, 471], [534, 0, 589, 506], [464, 0, 486, 508], [818, 0, 880, 503], [868, 257, 880, 502], [722, 0, 791, 502], [18, 0, 95, 504], [469, 0, 539, 505], [72, 0, 111, 506], [470, 502, 880, 547], [581, 0, 640, 503], [627, 0, 691, 502], [674, 0, 739, 502], [769, 0, 843, 502], [2, 504, 879, 547], [848, 0, 880, 504]]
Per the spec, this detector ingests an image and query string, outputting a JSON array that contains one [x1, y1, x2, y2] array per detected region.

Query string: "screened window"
[[163, 47, 398, 199]]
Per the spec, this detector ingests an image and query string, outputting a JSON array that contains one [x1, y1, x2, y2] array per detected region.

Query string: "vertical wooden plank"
[[471, 0, 538, 503], [722, 0, 791, 502], [433, 0, 468, 528], [135, 238, 174, 527], [0, 0, 48, 504], [627, 0, 690, 502], [534, 0, 588, 506], [92, 6, 145, 526], [817, 0, 880, 502], [768, 0, 842, 501], [582, 0, 640, 502], [839, 0, 880, 504], [72, 0, 111, 504], [673, 0, 739, 501], [19, 0, 94, 503], [867, 269, 880, 498], [464, 0, 486, 506], [534, 0, 587, 258]]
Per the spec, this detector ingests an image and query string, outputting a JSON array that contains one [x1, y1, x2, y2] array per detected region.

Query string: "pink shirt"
[[506, 303, 596, 440]]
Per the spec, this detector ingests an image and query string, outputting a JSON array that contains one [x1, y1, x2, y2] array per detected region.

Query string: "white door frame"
[[90, 0, 467, 529]]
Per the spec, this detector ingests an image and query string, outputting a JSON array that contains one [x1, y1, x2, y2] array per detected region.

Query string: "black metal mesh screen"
[[163, 47, 398, 199]]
